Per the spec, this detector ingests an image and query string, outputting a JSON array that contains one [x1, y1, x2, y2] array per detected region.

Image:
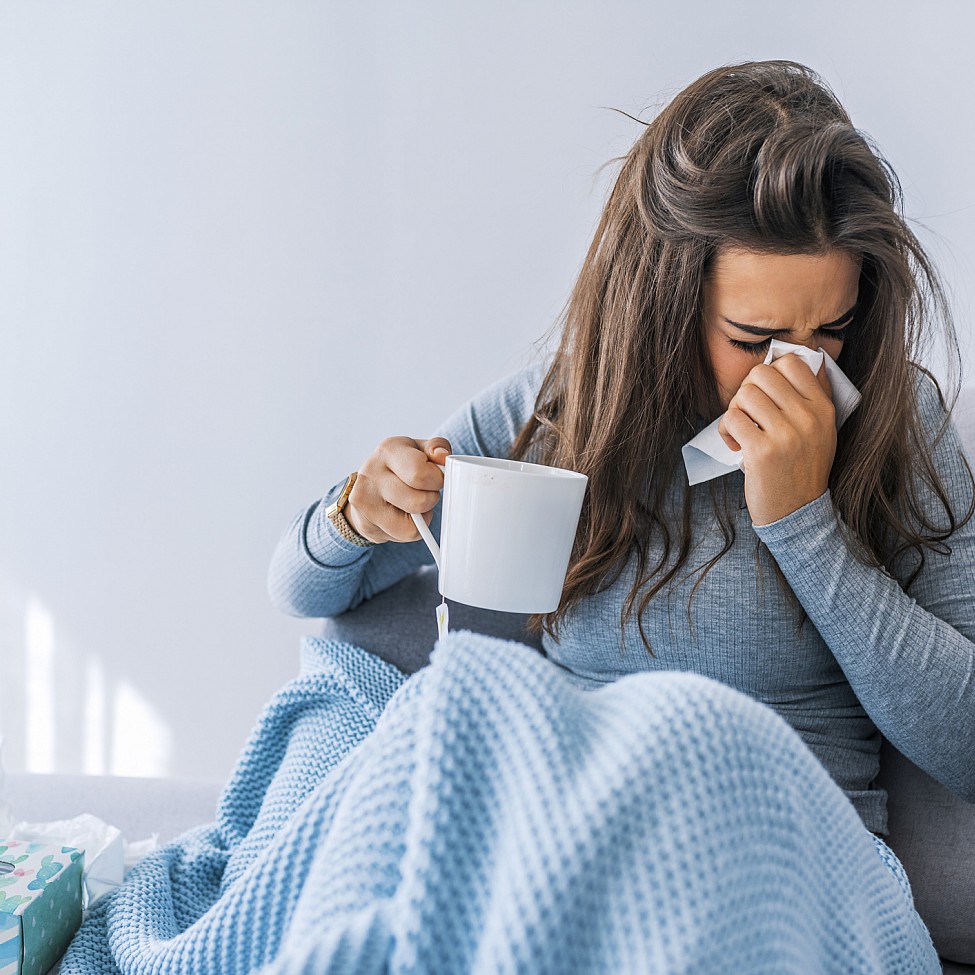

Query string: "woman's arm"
[[267, 362, 546, 619], [753, 377, 975, 800]]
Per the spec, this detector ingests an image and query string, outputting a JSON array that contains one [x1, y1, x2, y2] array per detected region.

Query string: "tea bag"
[[436, 599, 449, 641]]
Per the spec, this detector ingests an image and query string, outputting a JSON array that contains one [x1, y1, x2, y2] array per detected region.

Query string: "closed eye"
[[728, 322, 854, 355]]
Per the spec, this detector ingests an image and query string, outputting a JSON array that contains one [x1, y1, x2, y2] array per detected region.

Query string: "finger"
[[342, 498, 394, 544], [717, 414, 742, 452], [381, 438, 446, 490], [372, 498, 431, 542], [737, 363, 801, 414], [729, 381, 781, 431], [351, 468, 439, 524], [418, 438, 452, 465], [378, 475, 442, 516], [736, 372, 835, 448], [349, 486, 420, 543], [768, 354, 828, 402], [769, 356, 835, 429], [721, 405, 763, 453]]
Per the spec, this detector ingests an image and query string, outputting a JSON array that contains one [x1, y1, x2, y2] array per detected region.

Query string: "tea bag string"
[[406, 482, 450, 642]]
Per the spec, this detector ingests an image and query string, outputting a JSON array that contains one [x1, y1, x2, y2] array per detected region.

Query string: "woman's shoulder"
[[472, 357, 549, 411], [433, 357, 551, 457]]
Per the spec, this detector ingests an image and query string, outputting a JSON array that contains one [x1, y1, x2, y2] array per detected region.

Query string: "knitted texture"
[[61, 633, 938, 974]]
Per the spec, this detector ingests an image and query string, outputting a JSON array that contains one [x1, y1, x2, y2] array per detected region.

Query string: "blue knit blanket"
[[60, 632, 938, 974]]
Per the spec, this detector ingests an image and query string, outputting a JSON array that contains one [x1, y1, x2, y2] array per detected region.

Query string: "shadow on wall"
[[0, 570, 173, 777]]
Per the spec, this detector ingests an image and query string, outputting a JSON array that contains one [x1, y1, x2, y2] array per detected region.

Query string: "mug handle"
[[409, 463, 446, 570]]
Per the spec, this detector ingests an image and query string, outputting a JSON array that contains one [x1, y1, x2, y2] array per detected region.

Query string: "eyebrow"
[[722, 305, 858, 337]]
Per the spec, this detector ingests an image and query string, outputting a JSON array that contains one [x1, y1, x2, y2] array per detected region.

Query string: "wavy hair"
[[510, 59, 973, 651]]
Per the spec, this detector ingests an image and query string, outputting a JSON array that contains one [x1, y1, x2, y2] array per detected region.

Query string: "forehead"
[[706, 247, 861, 322]]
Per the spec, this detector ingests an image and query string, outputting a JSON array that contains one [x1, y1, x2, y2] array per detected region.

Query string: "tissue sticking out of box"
[[6, 813, 158, 910]]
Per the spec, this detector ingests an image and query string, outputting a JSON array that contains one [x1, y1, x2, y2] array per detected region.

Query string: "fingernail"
[[433, 447, 449, 457]]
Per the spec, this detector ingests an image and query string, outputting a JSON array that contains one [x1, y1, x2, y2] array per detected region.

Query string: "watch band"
[[330, 508, 376, 547], [325, 472, 376, 548]]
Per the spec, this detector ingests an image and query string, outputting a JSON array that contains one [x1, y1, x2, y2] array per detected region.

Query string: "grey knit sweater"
[[268, 362, 975, 834]]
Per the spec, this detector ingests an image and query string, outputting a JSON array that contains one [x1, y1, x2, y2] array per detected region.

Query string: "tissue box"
[[0, 841, 84, 975]]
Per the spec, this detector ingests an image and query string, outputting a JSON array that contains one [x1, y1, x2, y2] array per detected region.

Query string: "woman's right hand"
[[343, 437, 452, 544]]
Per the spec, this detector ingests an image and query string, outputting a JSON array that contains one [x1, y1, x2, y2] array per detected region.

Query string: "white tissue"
[[681, 339, 861, 486], [6, 813, 158, 908]]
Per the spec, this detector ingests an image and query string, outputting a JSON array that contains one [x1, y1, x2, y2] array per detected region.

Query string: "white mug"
[[409, 455, 588, 614]]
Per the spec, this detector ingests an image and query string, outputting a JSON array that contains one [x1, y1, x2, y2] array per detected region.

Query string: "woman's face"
[[702, 247, 862, 410]]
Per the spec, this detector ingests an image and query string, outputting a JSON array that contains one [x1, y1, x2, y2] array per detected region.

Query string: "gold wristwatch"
[[325, 472, 375, 547]]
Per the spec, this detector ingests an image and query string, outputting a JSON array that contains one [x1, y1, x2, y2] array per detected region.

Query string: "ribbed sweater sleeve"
[[753, 378, 975, 800], [267, 363, 546, 619]]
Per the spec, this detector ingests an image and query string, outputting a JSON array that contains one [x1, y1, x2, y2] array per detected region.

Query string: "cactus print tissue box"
[[0, 840, 84, 975]]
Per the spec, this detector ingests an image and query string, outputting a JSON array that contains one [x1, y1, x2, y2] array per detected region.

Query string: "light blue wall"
[[1, 1, 973, 781]]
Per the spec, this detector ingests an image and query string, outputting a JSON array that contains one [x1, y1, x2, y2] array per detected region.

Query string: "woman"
[[269, 59, 974, 966]]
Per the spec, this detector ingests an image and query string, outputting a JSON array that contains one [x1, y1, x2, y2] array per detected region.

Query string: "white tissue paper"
[[5, 814, 134, 909], [681, 339, 861, 486]]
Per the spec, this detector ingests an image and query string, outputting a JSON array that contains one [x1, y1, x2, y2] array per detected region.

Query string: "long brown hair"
[[511, 59, 973, 650]]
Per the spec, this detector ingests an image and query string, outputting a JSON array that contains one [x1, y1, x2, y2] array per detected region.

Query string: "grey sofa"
[[7, 388, 974, 974]]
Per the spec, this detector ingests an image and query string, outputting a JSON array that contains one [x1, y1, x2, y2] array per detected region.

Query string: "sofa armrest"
[[875, 740, 975, 966], [3, 772, 222, 846]]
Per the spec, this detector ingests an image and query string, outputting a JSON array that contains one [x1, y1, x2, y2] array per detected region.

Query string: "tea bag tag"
[[436, 599, 449, 641]]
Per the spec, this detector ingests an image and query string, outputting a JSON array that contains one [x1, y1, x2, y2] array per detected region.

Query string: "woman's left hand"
[[718, 354, 837, 526]]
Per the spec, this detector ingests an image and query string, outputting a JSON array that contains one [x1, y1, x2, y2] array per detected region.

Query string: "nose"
[[786, 331, 820, 351]]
